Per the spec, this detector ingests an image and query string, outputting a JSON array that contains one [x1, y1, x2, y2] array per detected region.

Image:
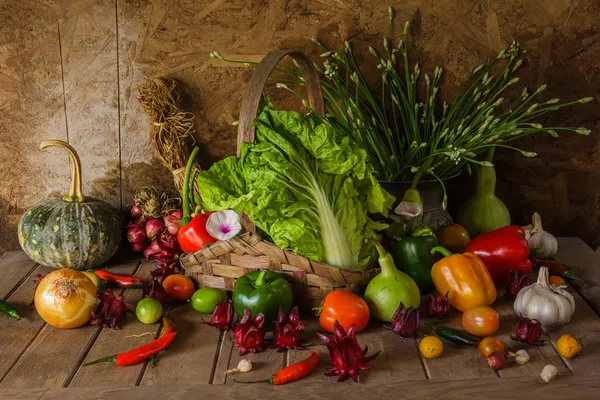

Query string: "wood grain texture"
[[4, 0, 599, 250], [0, 264, 55, 383], [0, 252, 37, 299], [69, 260, 155, 388], [0, 0, 70, 251], [56, 0, 121, 208], [0, 260, 139, 389], [4, 376, 600, 400]]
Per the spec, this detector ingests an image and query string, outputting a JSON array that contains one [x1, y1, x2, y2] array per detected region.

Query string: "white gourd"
[[513, 267, 575, 328], [522, 212, 558, 258]]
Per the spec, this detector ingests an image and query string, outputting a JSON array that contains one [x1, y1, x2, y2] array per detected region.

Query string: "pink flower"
[[206, 210, 242, 240]]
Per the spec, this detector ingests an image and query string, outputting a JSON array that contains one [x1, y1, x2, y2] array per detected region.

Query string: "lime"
[[191, 288, 228, 313], [82, 271, 101, 289], [136, 297, 163, 324]]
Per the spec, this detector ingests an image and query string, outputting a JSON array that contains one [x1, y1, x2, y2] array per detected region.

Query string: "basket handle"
[[236, 49, 325, 233]]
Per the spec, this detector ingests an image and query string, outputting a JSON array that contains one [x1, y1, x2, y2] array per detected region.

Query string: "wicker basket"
[[181, 49, 376, 313]]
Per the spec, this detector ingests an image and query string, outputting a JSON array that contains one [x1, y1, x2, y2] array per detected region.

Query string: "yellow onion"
[[34, 269, 98, 329]]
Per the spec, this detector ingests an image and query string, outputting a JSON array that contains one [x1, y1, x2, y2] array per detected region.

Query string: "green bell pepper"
[[393, 235, 439, 294], [232, 270, 293, 325]]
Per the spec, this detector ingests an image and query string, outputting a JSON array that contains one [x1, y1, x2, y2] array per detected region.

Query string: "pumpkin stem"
[[40, 140, 84, 203]]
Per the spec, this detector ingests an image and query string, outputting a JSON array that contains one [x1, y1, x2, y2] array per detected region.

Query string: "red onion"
[[130, 242, 146, 253], [127, 224, 147, 244], [143, 239, 163, 259], [131, 205, 143, 218], [145, 218, 165, 241], [164, 210, 182, 235]]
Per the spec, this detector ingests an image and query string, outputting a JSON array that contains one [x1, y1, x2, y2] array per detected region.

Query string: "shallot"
[[127, 224, 147, 244], [164, 210, 182, 235], [145, 218, 165, 241]]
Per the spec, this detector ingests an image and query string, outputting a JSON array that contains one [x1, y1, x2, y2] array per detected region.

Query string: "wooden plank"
[[555, 237, 600, 315], [419, 314, 497, 380], [0, 264, 55, 383], [0, 0, 69, 252], [0, 261, 140, 389], [139, 300, 222, 385], [0, 252, 37, 299], [55, 0, 122, 208], [212, 326, 234, 384], [69, 260, 156, 387], [7, 376, 600, 400], [287, 318, 425, 383]]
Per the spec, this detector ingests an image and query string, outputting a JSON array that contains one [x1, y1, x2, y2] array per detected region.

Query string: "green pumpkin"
[[18, 140, 121, 269]]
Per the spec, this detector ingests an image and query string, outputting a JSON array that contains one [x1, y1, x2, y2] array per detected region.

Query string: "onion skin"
[[145, 218, 165, 241], [127, 224, 147, 244], [131, 205, 143, 218], [34, 269, 98, 329]]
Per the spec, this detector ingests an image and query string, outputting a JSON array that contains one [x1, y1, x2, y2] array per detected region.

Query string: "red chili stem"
[[83, 332, 177, 367]]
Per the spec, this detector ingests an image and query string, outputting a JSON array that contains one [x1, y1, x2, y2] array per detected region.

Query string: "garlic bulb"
[[224, 359, 252, 374], [522, 213, 558, 258], [514, 267, 575, 328], [514, 349, 530, 365]]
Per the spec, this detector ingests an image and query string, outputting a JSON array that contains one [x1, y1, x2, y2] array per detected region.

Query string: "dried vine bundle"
[[133, 186, 182, 218], [138, 77, 199, 191]]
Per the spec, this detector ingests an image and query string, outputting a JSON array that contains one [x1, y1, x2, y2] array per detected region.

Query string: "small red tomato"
[[162, 274, 195, 301], [462, 306, 500, 337], [434, 224, 471, 254], [319, 291, 370, 333], [478, 336, 505, 358]]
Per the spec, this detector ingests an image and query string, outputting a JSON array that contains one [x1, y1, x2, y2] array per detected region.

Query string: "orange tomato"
[[549, 275, 566, 286], [478, 336, 505, 358], [434, 224, 471, 254], [162, 274, 195, 301], [319, 291, 370, 333], [462, 306, 500, 336]]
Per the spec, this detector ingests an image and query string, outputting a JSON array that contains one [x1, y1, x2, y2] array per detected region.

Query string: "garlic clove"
[[540, 364, 558, 383], [224, 359, 253, 374], [515, 349, 530, 365]]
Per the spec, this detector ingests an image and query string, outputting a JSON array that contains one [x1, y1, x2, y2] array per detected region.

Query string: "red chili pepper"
[[94, 270, 145, 288], [83, 332, 177, 367], [465, 225, 532, 282], [234, 351, 319, 385], [533, 258, 586, 286], [178, 147, 216, 254]]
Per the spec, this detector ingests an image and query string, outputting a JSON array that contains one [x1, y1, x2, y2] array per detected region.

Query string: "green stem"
[[233, 377, 273, 384], [475, 165, 497, 195], [180, 147, 200, 226], [410, 157, 434, 190], [430, 246, 453, 257], [367, 238, 397, 276], [254, 270, 267, 287], [485, 148, 495, 162], [40, 140, 85, 203], [82, 355, 117, 366]]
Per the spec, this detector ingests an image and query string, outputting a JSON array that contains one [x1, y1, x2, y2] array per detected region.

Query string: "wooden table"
[[1, 238, 600, 399]]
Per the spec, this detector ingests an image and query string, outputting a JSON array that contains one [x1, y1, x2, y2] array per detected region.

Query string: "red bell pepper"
[[178, 147, 216, 253], [464, 225, 531, 282]]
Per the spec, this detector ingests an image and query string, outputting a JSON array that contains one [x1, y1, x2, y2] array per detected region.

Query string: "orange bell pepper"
[[430, 246, 496, 312]]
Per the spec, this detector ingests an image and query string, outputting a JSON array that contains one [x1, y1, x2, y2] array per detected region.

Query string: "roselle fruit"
[[486, 352, 507, 370], [384, 302, 420, 338], [317, 320, 380, 382], [511, 316, 545, 345], [151, 260, 182, 284], [203, 299, 234, 331], [271, 306, 309, 351], [142, 280, 170, 305], [506, 270, 532, 297], [233, 308, 266, 355], [427, 292, 451, 319], [90, 289, 133, 329]]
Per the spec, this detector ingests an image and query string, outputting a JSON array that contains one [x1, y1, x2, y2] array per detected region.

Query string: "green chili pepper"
[[425, 323, 480, 346], [0, 299, 21, 320]]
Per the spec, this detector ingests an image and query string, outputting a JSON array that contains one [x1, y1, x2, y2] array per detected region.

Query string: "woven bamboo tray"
[[181, 49, 376, 313]]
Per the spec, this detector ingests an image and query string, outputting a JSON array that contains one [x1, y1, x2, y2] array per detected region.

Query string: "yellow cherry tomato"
[[556, 334, 582, 359], [420, 336, 444, 359]]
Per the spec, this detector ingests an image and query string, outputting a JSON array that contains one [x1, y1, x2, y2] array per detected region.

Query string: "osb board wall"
[[1, 0, 599, 251]]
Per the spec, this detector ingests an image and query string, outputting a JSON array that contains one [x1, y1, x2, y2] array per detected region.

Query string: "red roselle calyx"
[[506, 270, 532, 297], [90, 289, 133, 330], [317, 320, 380, 382], [150, 261, 182, 285], [486, 352, 506, 370], [271, 306, 309, 352], [234, 308, 266, 355], [203, 299, 234, 331], [427, 292, 451, 319], [384, 302, 420, 338], [511, 316, 545, 346], [142, 280, 170, 305]]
